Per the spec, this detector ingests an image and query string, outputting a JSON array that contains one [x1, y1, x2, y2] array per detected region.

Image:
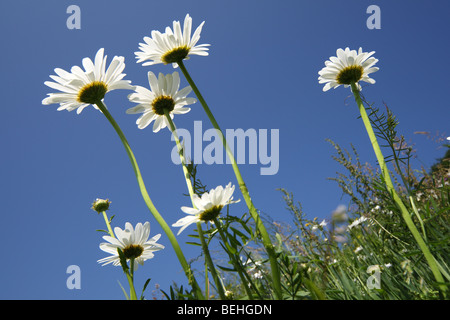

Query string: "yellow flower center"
[[152, 95, 175, 115], [199, 205, 223, 222], [77, 81, 108, 104], [336, 65, 364, 85], [122, 244, 144, 260], [161, 46, 190, 64]]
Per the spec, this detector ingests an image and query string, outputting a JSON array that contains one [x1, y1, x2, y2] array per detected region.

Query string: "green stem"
[[128, 258, 138, 300], [102, 211, 115, 238], [95, 100, 204, 300], [350, 82, 446, 295], [163, 110, 196, 204], [177, 60, 283, 300], [213, 218, 261, 300], [164, 110, 226, 300]]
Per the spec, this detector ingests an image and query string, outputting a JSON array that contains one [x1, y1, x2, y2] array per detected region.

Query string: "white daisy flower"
[[242, 257, 265, 279], [126, 71, 196, 132], [312, 219, 328, 231], [172, 183, 240, 235], [42, 48, 135, 114], [318, 47, 379, 92], [97, 221, 164, 270], [347, 216, 369, 230], [135, 13, 210, 67]]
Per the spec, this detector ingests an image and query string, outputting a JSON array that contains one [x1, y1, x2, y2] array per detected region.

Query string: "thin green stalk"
[[102, 211, 115, 238], [164, 109, 226, 300], [213, 218, 261, 300], [177, 60, 283, 300], [350, 82, 446, 295], [128, 258, 138, 300], [95, 100, 204, 300], [163, 110, 196, 204], [196, 222, 225, 299]]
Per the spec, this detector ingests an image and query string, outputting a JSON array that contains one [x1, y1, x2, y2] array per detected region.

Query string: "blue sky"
[[0, 0, 448, 299]]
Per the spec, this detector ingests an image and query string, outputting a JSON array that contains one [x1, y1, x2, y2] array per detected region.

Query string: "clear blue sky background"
[[0, 0, 448, 299]]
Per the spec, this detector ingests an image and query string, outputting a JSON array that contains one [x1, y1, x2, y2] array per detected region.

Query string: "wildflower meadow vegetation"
[[42, 14, 449, 300]]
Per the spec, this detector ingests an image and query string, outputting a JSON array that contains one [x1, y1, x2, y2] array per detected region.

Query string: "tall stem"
[[350, 82, 446, 295], [95, 100, 204, 300], [177, 60, 283, 299], [164, 109, 226, 300]]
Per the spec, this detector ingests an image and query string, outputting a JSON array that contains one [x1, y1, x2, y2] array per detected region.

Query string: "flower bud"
[[91, 198, 111, 213]]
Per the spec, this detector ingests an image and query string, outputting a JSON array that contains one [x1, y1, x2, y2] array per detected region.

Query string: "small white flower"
[[172, 183, 240, 235], [126, 71, 196, 132], [97, 221, 164, 270], [354, 246, 363, 253], [136, 14, 210, 67], [242, 258, 262, 271], [370, 205, 381, 213], [347, 216, 368, 230], [416, 192, 423, 201], [42, 48, 134, 114], [318, 47, 379, 92], [225, 290, 234, 299], [241, 257, 264, 279], [311, 219, 327, 231]]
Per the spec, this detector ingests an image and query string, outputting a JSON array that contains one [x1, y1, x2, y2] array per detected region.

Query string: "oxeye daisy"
[[42, 48, 135, 114], [318, 47, 379, 92], [97, 221, 164, 270], [172, 183, 240, 235], [126, 71, 196, 132], [135, 13, 210, 67], [320, 49, 445, 288]]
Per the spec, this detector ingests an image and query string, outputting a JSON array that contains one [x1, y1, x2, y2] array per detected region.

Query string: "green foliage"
[[161, 283, 197, 300], [269, 101, 450, 300], [109, 99, 449, 300]]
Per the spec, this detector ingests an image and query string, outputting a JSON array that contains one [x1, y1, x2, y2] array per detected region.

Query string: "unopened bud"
[[91, 198, 111, 213]]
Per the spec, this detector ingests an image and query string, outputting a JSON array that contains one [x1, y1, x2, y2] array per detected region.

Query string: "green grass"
[[157, 103, 449, 300]]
